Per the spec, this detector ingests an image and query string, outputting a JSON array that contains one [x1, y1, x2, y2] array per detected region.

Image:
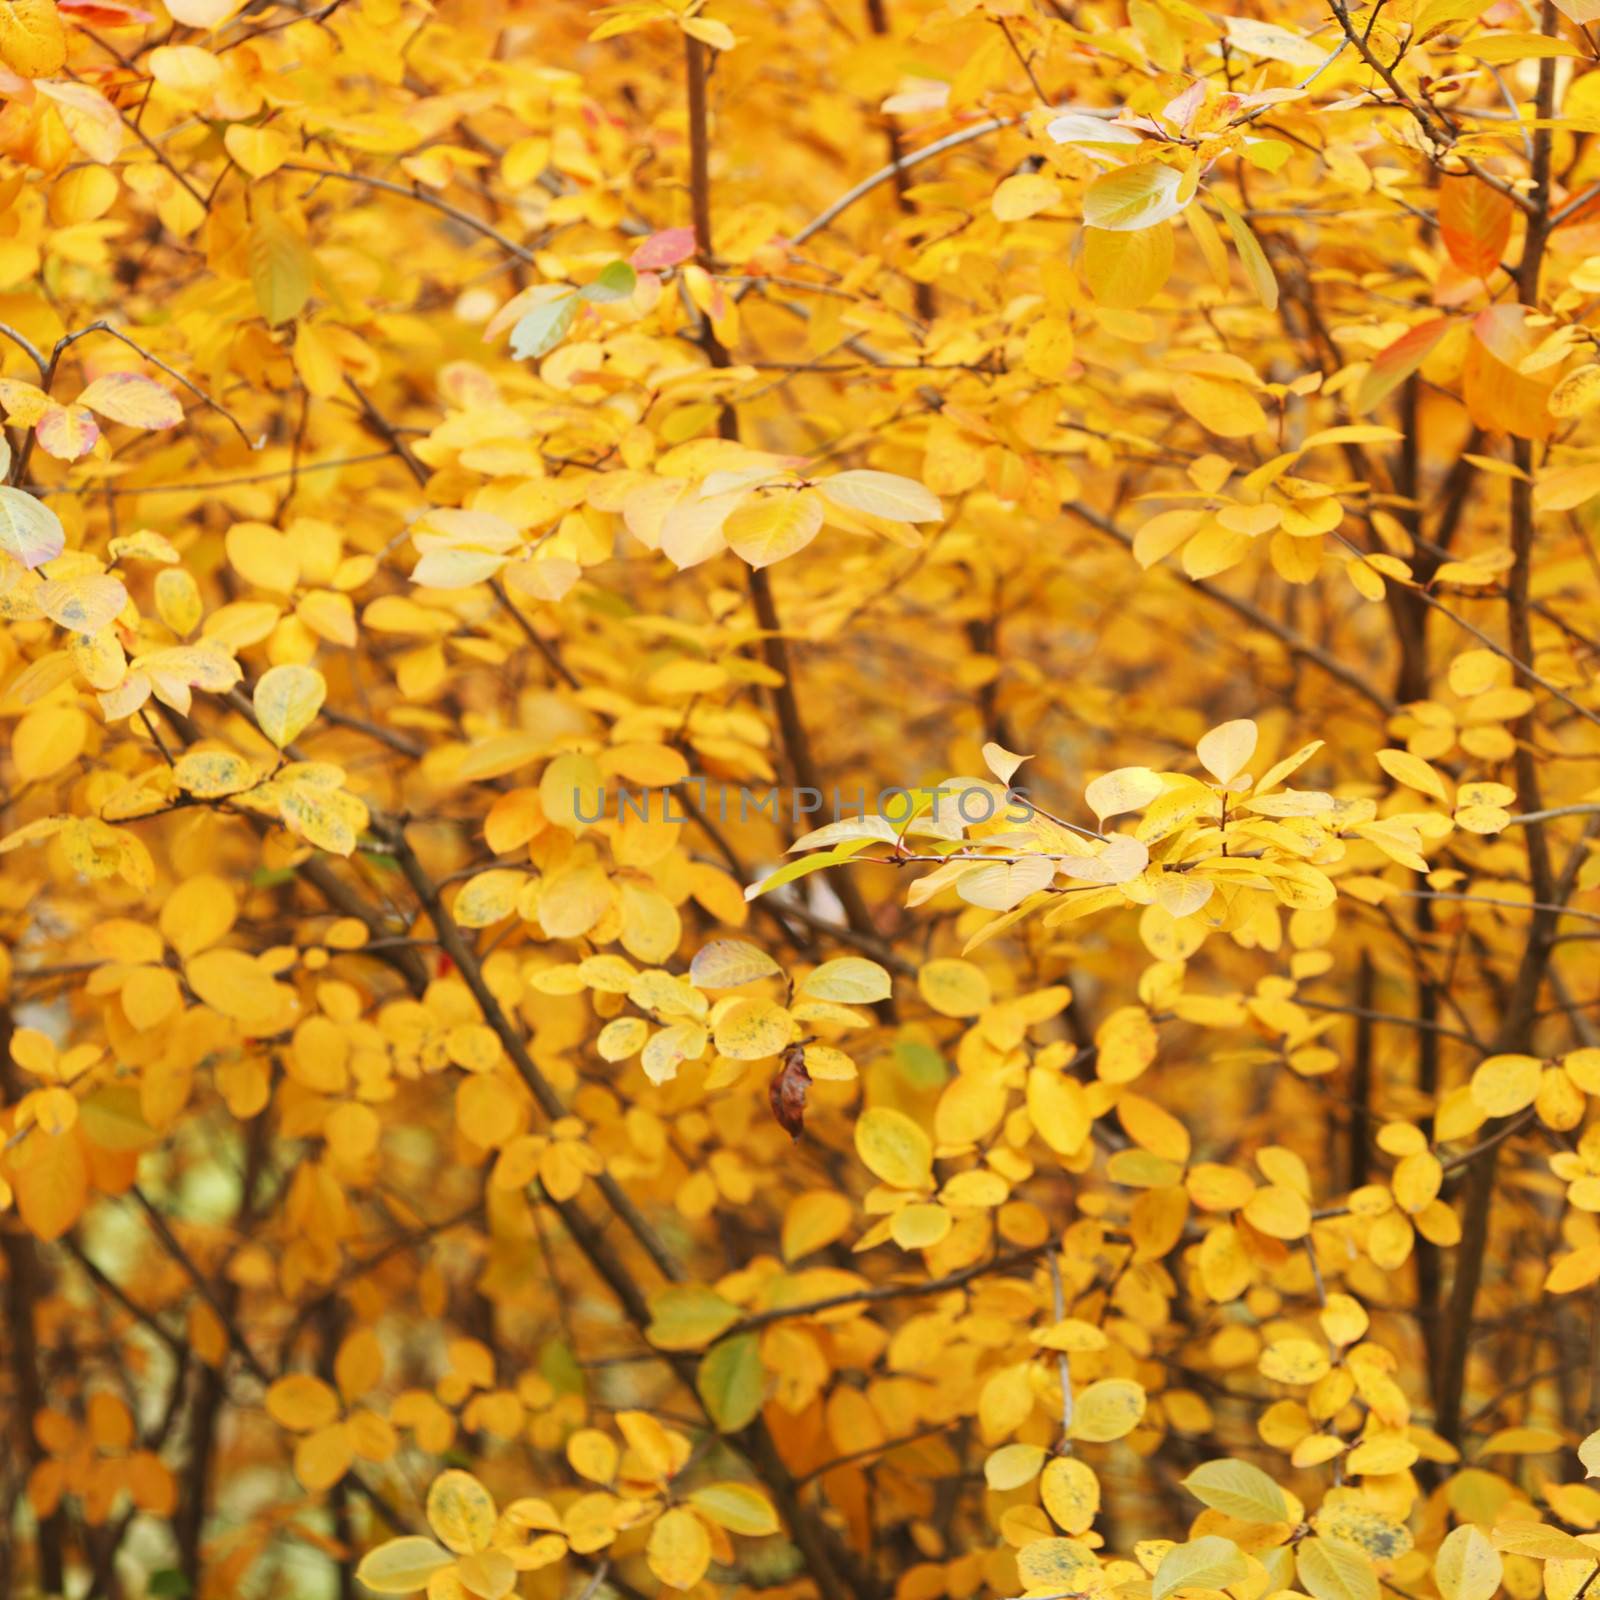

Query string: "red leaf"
[[768, 1047, 811, 1141], [1439, 176, 1512, 282], [1355, 317, 1455, 414], [57, 0, 156, 20], [631, 227, 696, 271]]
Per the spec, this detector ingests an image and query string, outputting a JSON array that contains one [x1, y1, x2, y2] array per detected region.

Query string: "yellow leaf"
[[713, 996, 794, 1059], [1041, 1456, 1101, 1534], [1470, 1053, 1542, 1116], [294, 1422, 355, 1491], [1391, 1150, 1442, 1214], [1242, 1184, 1310, 1240], [334, 1328, 384, 1402], [455, 1552, 516, 1600], [13, 706, 89, 781], [12, 1126, 88, 1240], [917, 958, 991, 1017], [1085, 766, 1164, 822], [992, 172, 1062, 221], [1071, 1378, 1147, 1442], [1376, 748, 1449, 802], [681, 14, 734, 48], [1155, 1535, 1250, 1600], [1297, 1538, 1378, 1600], [1260, 1339, 1331, 1385], [0, 485, 65, 568], [427, 1469, 496, 1554], [1534, 462, 1600, 511], [1196, 718, 1257, 784], [35, 404, 100, 461], [1435, 1525, 1502, 1600], [690, 939, 781, 988], [1181, 1458, 1287, 1523], [1017, 1538, 1100, 1589], [78, 374, 183, 430], [1479, 1425, 1562, 1454], [1027, 1067, 1090, 1156], [253, 663, 326, 748], [1213, 195, 1278, 310], [984, 1441, 1046, 1490], [818, 469, 943, 524], [225, 124, 290, 179], [122, 965, 181, 1030], [1118, 1093, 1190, 1163], [890, 1201, 951, 1249], [1173, 375, 1269, 437], [355, 1537, 455, 1595], [453, 869, 524, 928], [160, 873, 238, 957], [567, 1428, 618, 1484], [185, 948, 296, 1031], [539, 751, 604, 834], [0, 0, 65, 77], [725, 490, 823, 568], [171, 750, 255, 799], [1083, 162, 1185, 230], [249, 213, 312, 325], [782, 1191, 853, 1261], [597, 1016, 648, 1061], [1544, 1246, 1600, 1293], [265, 1373, 342, 1432], [1490, 1523, 1597, 1561], [801, 957, 892, 1004], [1083, 222, 1174, 309], [854, 1106, 934, 1189], [647, 1507, 712, 1589]]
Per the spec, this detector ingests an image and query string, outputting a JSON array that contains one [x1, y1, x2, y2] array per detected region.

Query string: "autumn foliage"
[[6, 0, 1600, 1599]]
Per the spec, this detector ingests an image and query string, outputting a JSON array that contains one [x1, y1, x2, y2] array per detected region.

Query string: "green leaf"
[[689, 1482, 780, 1535], [647, 1284, 742, 1351], [894, 1040, 948, 1089], [580, 260, 637, 302], [1181, 1458, 1288, 1524], [698, 1332, 765, 1431], [1154, 1536, 1250, 1600], [539, 1338, 585, 1397], [745, 839, 881, 901], [510, 294, 578, 360]]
